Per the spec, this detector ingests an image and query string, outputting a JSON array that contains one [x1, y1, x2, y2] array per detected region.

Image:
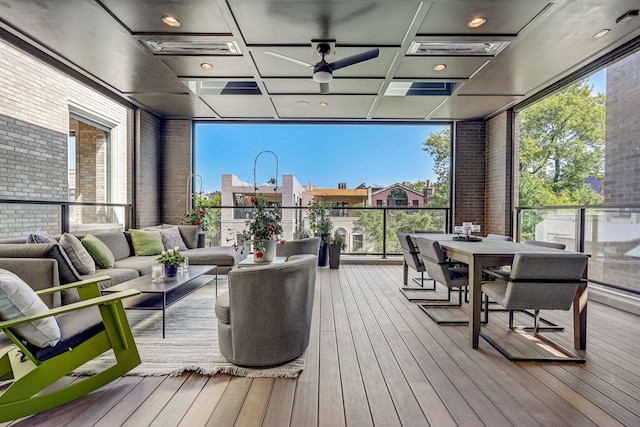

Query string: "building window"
[[376, 200, 383, 206]]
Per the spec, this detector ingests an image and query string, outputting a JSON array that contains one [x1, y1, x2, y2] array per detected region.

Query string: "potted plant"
[[157, 247, 186, 277], [307, 201, 333, 266], [247, 196, 284, 262], [328, 231, 345, 269]]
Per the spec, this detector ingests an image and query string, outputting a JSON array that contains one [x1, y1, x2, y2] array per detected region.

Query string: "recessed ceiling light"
[[162, 15, 181, 27], [434, 64, 447, 71], [200, 63, 214, 70], [319, 102, 329, 107], [295, 101, 310, 107], [592, 29, 611, 38], [467, 17, 487, 28]]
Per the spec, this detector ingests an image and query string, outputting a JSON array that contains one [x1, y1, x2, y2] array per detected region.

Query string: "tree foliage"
[[519, 80, 605, 207], [421, 129, 450, 208]]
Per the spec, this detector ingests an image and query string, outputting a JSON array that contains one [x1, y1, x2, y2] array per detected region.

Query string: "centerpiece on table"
[[247, 196, 285, 262], [157, 246, 186, 277]]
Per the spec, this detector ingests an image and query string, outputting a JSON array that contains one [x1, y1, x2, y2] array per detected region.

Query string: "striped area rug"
[[71, 278, 305, 378]]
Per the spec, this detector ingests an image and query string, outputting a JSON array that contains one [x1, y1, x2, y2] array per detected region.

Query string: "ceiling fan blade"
[[320, 82, 330, 94], [264, 50, 314, 68], [330, 48, 380, 71]]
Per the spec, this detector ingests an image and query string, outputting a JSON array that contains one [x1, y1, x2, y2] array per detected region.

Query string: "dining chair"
[[480, 252, 588, 362], [524, 240, 566, 250], [414, 237, 470, 324], [486, 233, 513, 241], [397, 232, 436, 301]]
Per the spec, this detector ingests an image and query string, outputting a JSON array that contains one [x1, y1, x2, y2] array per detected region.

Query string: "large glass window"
[[195, 123, 451, 252], [516, 47, 640, 294]]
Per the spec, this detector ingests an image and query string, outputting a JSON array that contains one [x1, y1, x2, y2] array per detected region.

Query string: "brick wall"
[[605, 52, 640, 203], [136, 110, 162, 227], [161, 120, 193, 225], [453, 121, 486, 228], [0, 38, 130, 237], [484, 111, 514, 236]]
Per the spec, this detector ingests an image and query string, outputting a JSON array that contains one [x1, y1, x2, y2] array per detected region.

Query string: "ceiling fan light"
[[313, 70, 332, 83]]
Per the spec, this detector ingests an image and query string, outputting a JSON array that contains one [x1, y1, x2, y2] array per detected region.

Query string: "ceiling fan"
[[265, 40, 379, 94]]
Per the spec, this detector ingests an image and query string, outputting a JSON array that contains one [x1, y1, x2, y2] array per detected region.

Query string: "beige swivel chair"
[[481, 252, 588, 362], [276, 237, 321, 259], [414, 237, 470, 324], [215, 254, 317, 367]]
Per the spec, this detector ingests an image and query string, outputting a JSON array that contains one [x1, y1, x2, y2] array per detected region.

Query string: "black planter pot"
[[318, 237, 329, 267], [328, 244, 341, 269]]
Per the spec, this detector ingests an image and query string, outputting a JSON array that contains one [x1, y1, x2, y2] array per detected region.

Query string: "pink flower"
[[256, 251, 263, 258], [279, 240, 287, 245]]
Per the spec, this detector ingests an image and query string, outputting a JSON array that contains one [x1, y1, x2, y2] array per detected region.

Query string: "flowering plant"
[[182, 207, 207, 230], [156, 247, 186, 266], [247, 196, 285, 258]]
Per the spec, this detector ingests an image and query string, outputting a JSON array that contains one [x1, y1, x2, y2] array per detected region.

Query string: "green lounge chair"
[[0, 275, 141, 421]]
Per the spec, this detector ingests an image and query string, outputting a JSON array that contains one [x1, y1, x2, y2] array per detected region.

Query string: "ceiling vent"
[[182, 80, 260, 96], [408, 40, 510, 56], [142, 39, 240, 55], [385, 82, 454, 96]]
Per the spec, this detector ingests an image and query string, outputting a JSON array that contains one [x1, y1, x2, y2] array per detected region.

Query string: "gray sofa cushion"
[[114, 256, 157, 275], [0, 243, 81, 285], [93, 231, 132, 261], [182, 246, 245, 266], [60, 233, 96, 275], [62, 268, 141, 305], [163, 224, 199, 249]]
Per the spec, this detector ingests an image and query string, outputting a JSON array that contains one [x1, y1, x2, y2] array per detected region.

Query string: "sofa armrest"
[[0, 258, 61, 308]]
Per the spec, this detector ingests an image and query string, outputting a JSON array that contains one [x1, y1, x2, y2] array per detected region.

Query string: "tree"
[[421, 129, 450, 208], [519, 80, 605, 207], [354, 205, 441, 253]]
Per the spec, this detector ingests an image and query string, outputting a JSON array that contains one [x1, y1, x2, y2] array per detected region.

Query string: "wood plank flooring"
[[4, 264, 640, 426]]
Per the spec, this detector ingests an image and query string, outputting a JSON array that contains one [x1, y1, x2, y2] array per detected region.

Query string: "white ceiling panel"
[[263, 78, 382, 95], [272, 95, 376, 119], [203, 95, 276, 118]]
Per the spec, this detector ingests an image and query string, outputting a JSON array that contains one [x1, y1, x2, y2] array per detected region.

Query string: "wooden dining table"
[[411, 235, 589, 350]]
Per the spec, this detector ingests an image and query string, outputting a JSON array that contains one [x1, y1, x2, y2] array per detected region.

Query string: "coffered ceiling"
[[1, 0, 639, 121]]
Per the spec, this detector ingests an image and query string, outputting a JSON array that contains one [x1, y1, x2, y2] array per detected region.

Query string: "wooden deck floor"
[[5, 264, 640, 426]]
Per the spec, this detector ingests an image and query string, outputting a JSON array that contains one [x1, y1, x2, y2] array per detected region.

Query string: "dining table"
[[410, 234, 589, 350]]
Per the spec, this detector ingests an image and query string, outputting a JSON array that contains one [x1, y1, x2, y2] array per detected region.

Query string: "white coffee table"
[[238, 256, 287, 268]]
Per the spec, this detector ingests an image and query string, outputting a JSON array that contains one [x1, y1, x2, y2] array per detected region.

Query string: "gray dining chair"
[[414, 237, 470, 324], [524, 240, 566, 250], [397, 232, 436, 301], [481, 252, 588, 362], [486, 233, 513, 241]]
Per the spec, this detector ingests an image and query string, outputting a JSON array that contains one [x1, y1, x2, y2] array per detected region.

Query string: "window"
[[376, 200, 383, 206]]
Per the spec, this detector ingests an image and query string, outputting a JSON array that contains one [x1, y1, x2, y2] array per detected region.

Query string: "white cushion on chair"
[[0, 269, 61, 347]]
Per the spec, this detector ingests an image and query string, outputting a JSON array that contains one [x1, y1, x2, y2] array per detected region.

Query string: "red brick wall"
[[485, 111, 514, 236], [453, 122, 486, 228]]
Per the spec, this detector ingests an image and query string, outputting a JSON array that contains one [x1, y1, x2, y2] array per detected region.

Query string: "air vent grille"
[[143, 40, 240, 55], [408, 41, 509, 56]]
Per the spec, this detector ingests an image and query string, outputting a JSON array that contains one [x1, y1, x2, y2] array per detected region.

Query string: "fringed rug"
[[71, 278, 305, 378]]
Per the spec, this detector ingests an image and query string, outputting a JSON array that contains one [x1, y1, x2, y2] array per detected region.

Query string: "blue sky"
[[195, 123, 446, 192], [194, 70, 607, 193]]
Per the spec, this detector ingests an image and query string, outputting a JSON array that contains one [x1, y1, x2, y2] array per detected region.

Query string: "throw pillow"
[[129, 229, 164, 256], [59, 233, 96, 275], [26, 233, 56, 244], [159, 227, 187, 251], [0, 269, 61, 347], [82, 234, 115, 269]]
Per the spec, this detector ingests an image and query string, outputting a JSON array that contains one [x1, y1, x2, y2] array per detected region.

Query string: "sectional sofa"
[[0, 225, 247, 307]]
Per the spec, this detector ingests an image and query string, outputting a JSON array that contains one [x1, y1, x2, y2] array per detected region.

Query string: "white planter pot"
[[253, 239, 277, 262]]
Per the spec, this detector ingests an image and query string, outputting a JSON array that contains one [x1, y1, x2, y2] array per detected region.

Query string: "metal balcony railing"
[[516, 204, 640, 296]]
